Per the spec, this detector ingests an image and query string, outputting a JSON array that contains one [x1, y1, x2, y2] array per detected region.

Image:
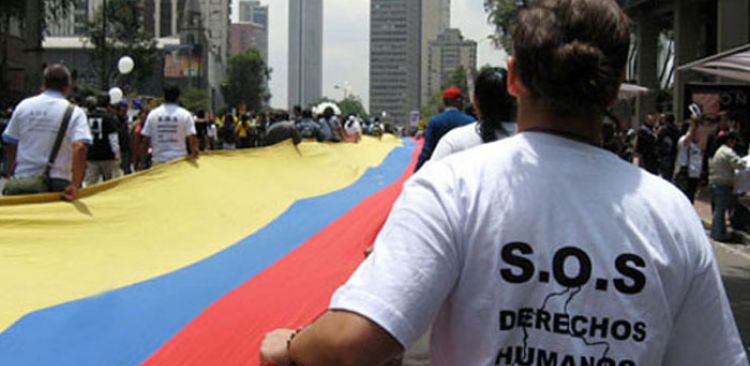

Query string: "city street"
[[715, 241, 750, 356]]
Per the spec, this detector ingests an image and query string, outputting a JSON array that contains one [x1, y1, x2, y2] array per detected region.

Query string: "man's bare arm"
[[261, 310, 403, 366], [188, 135, 199, 159], [4, 143, 16, 176], [140, 136, 151, 167], [63, 142, 88, 201]]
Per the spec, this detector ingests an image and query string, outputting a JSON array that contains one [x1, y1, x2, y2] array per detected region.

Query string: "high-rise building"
[[370, 0, 422, 125], [236, 0, 269, 63], [420, 0, 451, 107], [230, 22, 267, 61], [239, 0, 268, 26], [288, 0, 323, 109], [426, 28, 477, 99]]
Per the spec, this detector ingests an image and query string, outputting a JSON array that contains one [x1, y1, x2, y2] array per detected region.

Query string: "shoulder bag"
[[3, 105, 75, 196]]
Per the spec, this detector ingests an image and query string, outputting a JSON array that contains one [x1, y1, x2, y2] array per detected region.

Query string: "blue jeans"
[[711, 184, 734, 241]]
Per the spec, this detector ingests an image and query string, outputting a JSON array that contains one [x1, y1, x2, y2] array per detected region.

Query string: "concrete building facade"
[[427, 28, 477, 99], [623, 0, 750, 122], [239, 0, 268, 26], [420, 0, 451, 107], [47, 0, 91, 37], [236, 0, 269, 62], [288, 0, 323, 109], [370, 0, 422, 125]]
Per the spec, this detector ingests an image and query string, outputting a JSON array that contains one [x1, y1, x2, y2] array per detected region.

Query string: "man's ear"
[[507, 56, 523, 98]]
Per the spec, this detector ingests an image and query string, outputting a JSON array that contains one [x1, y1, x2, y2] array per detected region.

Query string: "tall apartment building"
[[420, 0, 451, 106], [239, 0, 268, 25], [426, 28, 477, 99], [230, 22, 267, 61], [370, 0, 422, 125], [288, 0, 323, 109], [236, 0, 269, 62]]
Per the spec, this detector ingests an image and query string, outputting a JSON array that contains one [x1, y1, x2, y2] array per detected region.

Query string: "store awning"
[[678, 43, 750, 83]]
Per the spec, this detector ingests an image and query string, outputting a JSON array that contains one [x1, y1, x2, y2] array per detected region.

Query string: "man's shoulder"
[[13, 94, 45, 111]]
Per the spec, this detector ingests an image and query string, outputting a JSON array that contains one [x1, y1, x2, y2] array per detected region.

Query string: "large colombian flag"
[[0, 136, 419, 365]]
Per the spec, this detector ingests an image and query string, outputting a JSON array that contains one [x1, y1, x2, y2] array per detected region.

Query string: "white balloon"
[[109, 87, 124, 105], [118, 56, 135, 74]]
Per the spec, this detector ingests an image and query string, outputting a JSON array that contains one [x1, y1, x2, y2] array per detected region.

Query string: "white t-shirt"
[[675, 135, 703, 178], [141, 104, 196, 163], [2, 90, 92, 181], [431, 121, 517, 161], [331, 132, 747, 366]]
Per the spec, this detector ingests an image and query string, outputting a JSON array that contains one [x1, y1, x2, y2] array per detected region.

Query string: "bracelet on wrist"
[[287, 328, 303, 366]]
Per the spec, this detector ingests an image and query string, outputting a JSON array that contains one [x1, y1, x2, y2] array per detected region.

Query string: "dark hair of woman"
[[474, 68, 514, 143], [512, 0, 630, 118]]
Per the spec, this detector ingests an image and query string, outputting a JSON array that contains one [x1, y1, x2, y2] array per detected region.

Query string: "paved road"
[[715, 241, 750, 357]]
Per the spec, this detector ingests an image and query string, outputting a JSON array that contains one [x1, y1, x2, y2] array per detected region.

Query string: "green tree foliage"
[[421, 66, 471, 118], [306, 97, 336, 109], [222, 48, 270, 112], [484, 0, 530, 50], [338, 95, 368, 119], [181, 87, 209, 113], [88, 0, 159, 89]]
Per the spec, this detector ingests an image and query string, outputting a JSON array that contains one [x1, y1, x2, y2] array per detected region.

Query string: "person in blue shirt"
[[415, 88, 475, 171]]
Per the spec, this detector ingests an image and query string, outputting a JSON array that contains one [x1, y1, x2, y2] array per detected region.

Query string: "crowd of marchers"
[[0, 65, 384, 200]]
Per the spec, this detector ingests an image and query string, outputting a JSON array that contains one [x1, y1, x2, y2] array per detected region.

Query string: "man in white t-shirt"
[[2, 64, 92, 200], [140, 85, 198, 165], [260, 1, 748, 365]]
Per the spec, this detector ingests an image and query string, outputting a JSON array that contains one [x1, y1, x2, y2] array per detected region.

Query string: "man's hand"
[[260, 329, 295, 366], [62, 184, 79, 201]]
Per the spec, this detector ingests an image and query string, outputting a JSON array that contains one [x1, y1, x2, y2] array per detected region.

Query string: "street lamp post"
[[334, 81, 351, 99]]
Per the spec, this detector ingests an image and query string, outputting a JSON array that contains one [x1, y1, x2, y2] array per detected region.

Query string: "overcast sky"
[[232, 0, 507, 110]]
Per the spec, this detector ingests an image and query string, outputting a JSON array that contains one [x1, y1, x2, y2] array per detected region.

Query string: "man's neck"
[[517, 98, 602, 145]]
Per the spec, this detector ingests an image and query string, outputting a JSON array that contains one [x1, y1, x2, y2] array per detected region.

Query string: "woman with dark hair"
[[260, 1, 747, 365], [431, 68, 516, 160]]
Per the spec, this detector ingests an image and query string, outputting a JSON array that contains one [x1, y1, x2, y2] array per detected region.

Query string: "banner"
[[0, 137, 419, 365]]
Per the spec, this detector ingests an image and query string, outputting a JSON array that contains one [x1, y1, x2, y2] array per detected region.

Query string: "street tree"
[[338, 95, 368, 119], [484, 0, 531, 49], [421, 66, 471, 118], [88, 0, 159, 91], [181, 87, 209, 113], [222, 48, 270, 112]]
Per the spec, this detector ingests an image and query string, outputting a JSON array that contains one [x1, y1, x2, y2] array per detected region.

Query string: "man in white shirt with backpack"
[[2, 64, 92, 200]]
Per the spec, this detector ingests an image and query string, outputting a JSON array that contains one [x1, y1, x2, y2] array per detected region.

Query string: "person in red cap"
[[414, 86, 476, 171]]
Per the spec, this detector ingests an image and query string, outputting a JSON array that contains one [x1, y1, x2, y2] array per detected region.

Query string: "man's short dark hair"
[[44, 64, 72, 92], [164, 84, 180, 103], [97, 92, 111, 108]]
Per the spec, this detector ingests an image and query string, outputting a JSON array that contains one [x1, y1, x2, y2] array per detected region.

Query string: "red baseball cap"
[[443, 87, 463, 100]]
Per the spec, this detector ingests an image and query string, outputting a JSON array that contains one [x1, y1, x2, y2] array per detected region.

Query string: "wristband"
[[287, 328, 303, 366]]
